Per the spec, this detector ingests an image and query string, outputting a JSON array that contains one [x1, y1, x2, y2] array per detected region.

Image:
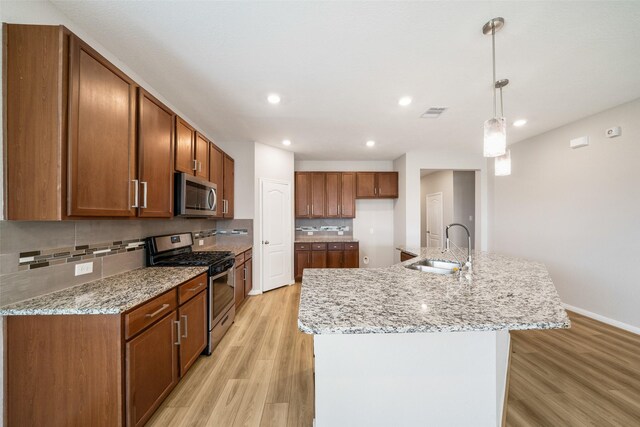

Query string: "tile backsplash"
[[0, 218, 253, 307], [295, 218, 353, 238]]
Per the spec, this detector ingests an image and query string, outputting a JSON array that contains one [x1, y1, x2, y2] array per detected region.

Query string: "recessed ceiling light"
[[513, 119, 527, 127], [267, 94, 281, 104], [282, 139, 291, 146], [398, 96, 412, 106], [366, 140, 376, 147]]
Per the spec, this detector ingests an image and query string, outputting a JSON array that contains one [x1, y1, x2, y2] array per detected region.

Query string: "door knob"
[[264, 240, 270, 245]]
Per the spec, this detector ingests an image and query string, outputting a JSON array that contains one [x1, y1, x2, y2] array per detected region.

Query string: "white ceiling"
[[51, 1, 640, 160]]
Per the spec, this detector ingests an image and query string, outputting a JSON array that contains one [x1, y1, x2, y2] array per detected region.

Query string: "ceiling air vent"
[[420, 107, 448, 119]]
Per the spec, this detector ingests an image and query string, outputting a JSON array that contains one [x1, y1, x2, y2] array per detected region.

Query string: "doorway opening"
[[420, 170, 477, 250]]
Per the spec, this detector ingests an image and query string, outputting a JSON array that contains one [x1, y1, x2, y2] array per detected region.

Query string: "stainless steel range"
[[146, 232, 235, 355]]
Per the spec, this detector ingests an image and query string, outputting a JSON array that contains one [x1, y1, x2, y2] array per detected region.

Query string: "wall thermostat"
[[570, 136, 589, 149], [606, 126, 622, 138]]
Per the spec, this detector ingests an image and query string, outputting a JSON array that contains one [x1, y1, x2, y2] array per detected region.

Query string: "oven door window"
[[185, 181, 216, 212], [212, 272, 234, 321]]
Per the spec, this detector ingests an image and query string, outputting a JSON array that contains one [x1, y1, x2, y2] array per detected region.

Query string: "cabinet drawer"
[[244, 248, 252, 260], [295, 243, 310, 251], [328, 243, 344, 250], [235, 253, 245, 266], [178, 273, 208, 305], [345, 242, 359, 250], [312, 243, 327, 251], [125, 290, 177, 340], [211, 306, 235, 353]]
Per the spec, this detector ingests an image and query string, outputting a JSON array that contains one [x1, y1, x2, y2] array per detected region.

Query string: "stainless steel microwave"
[[174, 173, 218, 217]]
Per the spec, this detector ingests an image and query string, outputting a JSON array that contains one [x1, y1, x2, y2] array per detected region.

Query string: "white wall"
[[453, 171, 476, 249], [254, 143, 295, 290], [295, 160, 396, 268], [490, 98, 640, 331]]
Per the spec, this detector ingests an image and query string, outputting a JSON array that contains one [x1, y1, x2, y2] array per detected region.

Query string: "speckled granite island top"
[[298, 247, 570, 334], [0, 266, 208, 316]]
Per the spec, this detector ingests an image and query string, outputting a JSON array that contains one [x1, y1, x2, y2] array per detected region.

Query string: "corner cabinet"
[[7, 273, 208, 427]]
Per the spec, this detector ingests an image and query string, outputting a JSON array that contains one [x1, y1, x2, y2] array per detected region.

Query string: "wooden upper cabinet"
[[175, 117, 195, 174], [194, 132, 209, 179], [223, 154, 235, 218], [209, 143, 224, 218], [340, 172, 356, 218], [137, 89, 175, 218], [377, 172, 399, 198], [356, 172, 377, 198], [68, 35, 137, 217], [325, 173, 340, 218], [4, 24, 70, 220], [356, 172, 398, 199], [295, 172, 311, 218], [310, 173, 326, 218]]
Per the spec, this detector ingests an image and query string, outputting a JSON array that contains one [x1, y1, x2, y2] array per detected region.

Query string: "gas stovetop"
[[152, 251, 233, 267]]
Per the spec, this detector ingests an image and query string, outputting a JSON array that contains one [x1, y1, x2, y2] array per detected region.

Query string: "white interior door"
[[261, 180, 292, 292], [426, 192, 443, 248]]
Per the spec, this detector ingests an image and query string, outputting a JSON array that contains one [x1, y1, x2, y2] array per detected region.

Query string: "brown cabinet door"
[[68, 36, 137, 217], [377, 172, 399, 198], [356, 172, 377, 198], [311, 173, 326, 217], [244, 258, 253, 298], [327, 251, 343, 268], [194, 132, 210, 180], [340, 172, 356, 218], [223, 154, 235, 218], [294, 250, 311, 281], [178, 290, 207, 377], [235, 264, 244, 308], [344, 250, 359, 268], [175, 117, 195, 174], [295, 172, 311, 218], [138, 89, 174, 218], [325, 172, 340, 218], [311, 250, 327, 268], [126, 312, 179, 427], [209, 143, 224, 218]]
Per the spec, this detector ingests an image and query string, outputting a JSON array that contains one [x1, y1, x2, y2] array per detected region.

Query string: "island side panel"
[[7, 314, 123, 426], [314, 330, 510, 427]]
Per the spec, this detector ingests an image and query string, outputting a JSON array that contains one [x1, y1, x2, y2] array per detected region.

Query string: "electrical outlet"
[[75, 262, 93, 276], [199, 239, 204, 246], [307, 231, 313, 235], [338, 231, 344, 235]]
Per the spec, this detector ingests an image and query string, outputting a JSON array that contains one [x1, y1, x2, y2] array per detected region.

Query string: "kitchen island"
[[298, 247, 569, 427]]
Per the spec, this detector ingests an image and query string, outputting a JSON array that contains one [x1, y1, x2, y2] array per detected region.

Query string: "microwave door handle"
[[210, 188, 217, 212]]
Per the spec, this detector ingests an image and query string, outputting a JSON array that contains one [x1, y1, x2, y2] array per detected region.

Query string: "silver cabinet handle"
[[374, 187, 378, 196], [141, 181, 148, 208], [174, 320, 181, 345], [189, 282, 205, 292], [198, 161, 202, 173], [306, 204, 309, 215], [181, 315, 188, 338], [145, 303, 169, 318], [132, 179, 139, 208], [192, 159, 198, 171], [243, 267, 247, 281]]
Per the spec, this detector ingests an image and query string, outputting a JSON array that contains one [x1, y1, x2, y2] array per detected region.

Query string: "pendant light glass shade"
[[483, 117, 506, 157], [494, 149, 511, 176]]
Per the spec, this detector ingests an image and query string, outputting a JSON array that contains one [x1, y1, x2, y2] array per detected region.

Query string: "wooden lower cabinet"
[[178, 291, 208, 376], [6, 273, 209, 426], [235, 248, 254, 308], [295, 242, 359, 281], [244, 257, 253, 298], [126, 311, 179, 427]]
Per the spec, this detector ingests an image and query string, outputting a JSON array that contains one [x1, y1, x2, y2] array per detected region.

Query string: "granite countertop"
[[0, 266, 209, 316], [298, 247, 570, 335], [197, 243, 252, 256], [295, 236, 358, 243]]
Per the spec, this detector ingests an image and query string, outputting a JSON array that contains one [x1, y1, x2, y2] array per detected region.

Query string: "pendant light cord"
[[500, 87, 504, 117], [492, 23, 497, 118]]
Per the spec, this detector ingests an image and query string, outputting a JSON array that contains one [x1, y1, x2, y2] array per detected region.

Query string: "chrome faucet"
[[443, 223, 472, 272]]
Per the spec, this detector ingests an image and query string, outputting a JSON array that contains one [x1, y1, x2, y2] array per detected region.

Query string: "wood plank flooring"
[[148, 284, 640, 426]]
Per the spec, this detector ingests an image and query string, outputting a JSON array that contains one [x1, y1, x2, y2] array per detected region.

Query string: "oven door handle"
[[210, 270, 230, 281]]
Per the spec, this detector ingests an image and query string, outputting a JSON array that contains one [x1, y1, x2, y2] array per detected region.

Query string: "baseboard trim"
[[248, 289, 263, 296], [563, 303, 640, 335]]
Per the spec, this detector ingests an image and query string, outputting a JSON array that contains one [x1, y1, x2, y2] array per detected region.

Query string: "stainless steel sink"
[[405, 259, 461, 275]]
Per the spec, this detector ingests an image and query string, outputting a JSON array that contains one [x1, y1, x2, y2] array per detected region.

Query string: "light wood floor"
[[148, 284, 640, 426]]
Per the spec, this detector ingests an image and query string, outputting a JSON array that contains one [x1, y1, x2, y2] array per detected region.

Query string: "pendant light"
[[494, 149, 511, 176], [482, 17, 508, 158]]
